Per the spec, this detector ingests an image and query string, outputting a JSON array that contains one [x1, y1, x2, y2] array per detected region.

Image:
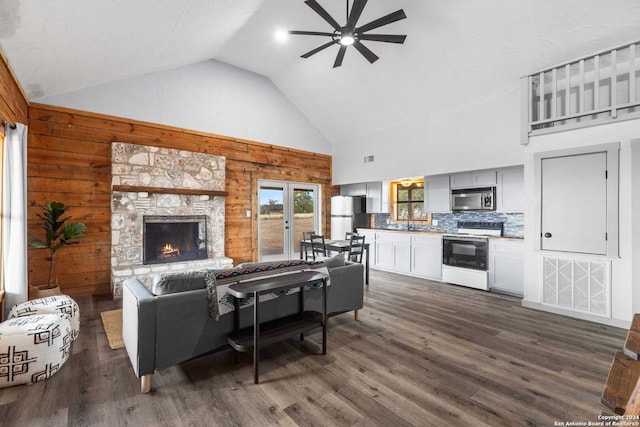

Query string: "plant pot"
[[30, 284, 62, 299]]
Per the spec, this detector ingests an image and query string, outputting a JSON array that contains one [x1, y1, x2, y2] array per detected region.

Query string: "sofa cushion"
[[323, 253, 345, 269], [152, 271, 207, 295]]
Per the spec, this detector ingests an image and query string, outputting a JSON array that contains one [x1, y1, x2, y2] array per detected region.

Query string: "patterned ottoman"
[[8, 295, 80, 342], [0, 313, 73, 388]]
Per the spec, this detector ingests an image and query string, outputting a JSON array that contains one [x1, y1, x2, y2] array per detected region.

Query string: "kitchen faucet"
[[404, 212, 411, 231]]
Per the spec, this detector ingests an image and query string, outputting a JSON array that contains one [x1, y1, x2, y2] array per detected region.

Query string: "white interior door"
[[541, 152, 607, 254], [258, 180, 320, 262]]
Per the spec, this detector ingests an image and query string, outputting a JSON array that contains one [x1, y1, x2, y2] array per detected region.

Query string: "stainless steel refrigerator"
[[330, 196, 370, 240]]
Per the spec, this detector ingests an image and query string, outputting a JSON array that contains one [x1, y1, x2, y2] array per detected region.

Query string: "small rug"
[[100, 309, 124, 350]]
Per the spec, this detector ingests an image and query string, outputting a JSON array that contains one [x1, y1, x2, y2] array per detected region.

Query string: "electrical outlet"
[[246, 210, 251, 218], [432, 219, 439, 226]]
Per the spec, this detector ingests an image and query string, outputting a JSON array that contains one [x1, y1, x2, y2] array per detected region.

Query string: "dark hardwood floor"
[[0, 270, 626, 426]]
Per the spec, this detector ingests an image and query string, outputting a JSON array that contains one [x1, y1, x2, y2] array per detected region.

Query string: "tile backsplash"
[[372, 212, 524, 238]]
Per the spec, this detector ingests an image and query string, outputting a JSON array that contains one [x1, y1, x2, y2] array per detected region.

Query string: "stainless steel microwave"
[[451, 187, 495, 211]]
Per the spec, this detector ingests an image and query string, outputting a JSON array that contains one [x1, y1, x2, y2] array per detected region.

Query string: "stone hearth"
[[110, 142, 232, 297]]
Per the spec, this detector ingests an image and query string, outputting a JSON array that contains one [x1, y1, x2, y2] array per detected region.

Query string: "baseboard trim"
[[522, 300, 630, 329]]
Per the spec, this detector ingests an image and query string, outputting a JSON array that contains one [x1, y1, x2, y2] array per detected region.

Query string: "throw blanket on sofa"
[[206, 259, 327, 319]]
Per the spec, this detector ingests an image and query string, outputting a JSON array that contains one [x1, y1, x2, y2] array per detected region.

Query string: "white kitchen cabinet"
[[371, 231, 442, 279], [496, 166, 524, 213], [375, 232, 411, 273], [489, 239, 524, 297], [341, 183, 367, 196], [380, 181, 390, 213], [411, 234, 442, 280], [341, 182, 387, 213], [450, 170, 497, 189], [365, 181, 383, 213], [357, 229, 377, 266], [425, 174, 451, 213]]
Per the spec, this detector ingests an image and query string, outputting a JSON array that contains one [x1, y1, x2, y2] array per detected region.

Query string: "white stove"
[[442, 222, 503, 290]]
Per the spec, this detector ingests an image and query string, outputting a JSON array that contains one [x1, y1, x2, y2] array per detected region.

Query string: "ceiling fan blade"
[[347, 0, 368, 29], [353, 41, 379, 64], [333, 45, 347, 68], [289, 30, 335, 37], [358, 34, 407, 44], [304, 0, 341, 30], [301, 40, 338, 58], [357, 9, 407, 34]]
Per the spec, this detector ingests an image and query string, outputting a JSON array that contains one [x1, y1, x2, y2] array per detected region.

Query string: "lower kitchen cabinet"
[[411, 234, 442, 280], [376, 232, 411, 273], [488, 239, 524, 296], [357, 229, 377, 266], [362, 230, 442, 279]]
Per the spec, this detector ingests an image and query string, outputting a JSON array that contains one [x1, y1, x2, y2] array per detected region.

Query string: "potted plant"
[[28, 201, 86, 297]]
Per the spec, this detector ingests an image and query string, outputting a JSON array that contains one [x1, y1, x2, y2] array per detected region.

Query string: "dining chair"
[[310, 233, 327, 260], [302, 231, 315, 260], [347, 234, 365, 263], [345, 231, 356, 241]]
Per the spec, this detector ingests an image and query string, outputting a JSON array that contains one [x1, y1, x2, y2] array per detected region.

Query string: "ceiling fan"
[[289, 0, 407, 68]]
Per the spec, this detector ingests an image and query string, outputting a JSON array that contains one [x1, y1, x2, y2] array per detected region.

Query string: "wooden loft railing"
[[521, 40, 640, 144]]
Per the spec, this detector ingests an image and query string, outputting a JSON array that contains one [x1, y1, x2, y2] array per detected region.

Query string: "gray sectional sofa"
[[122, 256, 364, 392]]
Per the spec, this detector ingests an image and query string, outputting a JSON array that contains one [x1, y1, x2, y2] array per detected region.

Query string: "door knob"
[[544, 232, 552, 238]]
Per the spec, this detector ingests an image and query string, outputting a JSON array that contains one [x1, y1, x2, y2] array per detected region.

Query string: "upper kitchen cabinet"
[[341, 183, 367, 196], [340, 182, 387, 213], [425, 174, 451, 213], [365, 181, 383, 213], [496, 166, 524, 213], [450, 170, 497, 189]]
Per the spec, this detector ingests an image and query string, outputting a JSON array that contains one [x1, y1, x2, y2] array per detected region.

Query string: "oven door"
[[442, 237, 488, 270]]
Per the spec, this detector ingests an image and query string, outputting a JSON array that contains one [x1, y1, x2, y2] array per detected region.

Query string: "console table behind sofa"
[[122, 257, 364, 393]]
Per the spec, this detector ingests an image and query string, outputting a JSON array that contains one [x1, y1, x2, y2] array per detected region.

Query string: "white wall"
[[523, 119, 640, 327], [36, 59, 332, 155], [331, 88, 526, 184]]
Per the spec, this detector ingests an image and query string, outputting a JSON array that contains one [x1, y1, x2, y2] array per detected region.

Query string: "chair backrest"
[[302, 231, 315, 260], [347, 234, 365, 263], [310, 234, 327, 260], [345, 231, 356, 241]]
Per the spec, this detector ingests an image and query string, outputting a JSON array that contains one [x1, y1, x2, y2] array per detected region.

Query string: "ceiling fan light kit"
[[288, 0, 407, 68]]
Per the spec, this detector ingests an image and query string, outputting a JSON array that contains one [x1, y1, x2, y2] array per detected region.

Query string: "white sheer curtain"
[[2, 123, 28, 319]]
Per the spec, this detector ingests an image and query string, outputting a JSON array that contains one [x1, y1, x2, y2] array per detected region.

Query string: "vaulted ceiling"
[[2, 0, 640, 145]]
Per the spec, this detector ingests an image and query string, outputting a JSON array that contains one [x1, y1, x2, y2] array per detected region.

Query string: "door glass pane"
[[259, 186, 284, 258], [292, 188, 315, 254]]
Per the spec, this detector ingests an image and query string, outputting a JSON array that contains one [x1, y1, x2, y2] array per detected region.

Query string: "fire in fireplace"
[[143, 215, 208, 265]]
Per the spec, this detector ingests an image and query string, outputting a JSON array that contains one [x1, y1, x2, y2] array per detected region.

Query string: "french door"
[[258, 180, 321, 261]]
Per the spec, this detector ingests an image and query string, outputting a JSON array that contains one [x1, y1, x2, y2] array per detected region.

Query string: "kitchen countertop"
[[357, 228, 524, 240], [358, 228, 444, 236]]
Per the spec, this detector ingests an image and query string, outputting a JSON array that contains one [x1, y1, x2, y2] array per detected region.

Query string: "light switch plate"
[[246, 210, 251, 218]]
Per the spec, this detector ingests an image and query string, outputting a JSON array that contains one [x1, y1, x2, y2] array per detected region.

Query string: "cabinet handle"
[[544, 232, 552, 238]]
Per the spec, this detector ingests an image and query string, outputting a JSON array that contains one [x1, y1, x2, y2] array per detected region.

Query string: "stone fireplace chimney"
[[110, 142, 232, 297]]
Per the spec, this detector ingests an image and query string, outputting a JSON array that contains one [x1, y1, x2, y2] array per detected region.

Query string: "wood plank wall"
[[27, 103, 338, 297], [0, 48, 28, 126]]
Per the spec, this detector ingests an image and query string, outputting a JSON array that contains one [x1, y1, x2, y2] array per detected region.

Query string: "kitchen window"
[[395, 181, 428, 221]]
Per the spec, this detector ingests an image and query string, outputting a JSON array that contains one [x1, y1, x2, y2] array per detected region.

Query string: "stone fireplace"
[[142, 215, 208, 265], [110, 142, 233, 297]]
